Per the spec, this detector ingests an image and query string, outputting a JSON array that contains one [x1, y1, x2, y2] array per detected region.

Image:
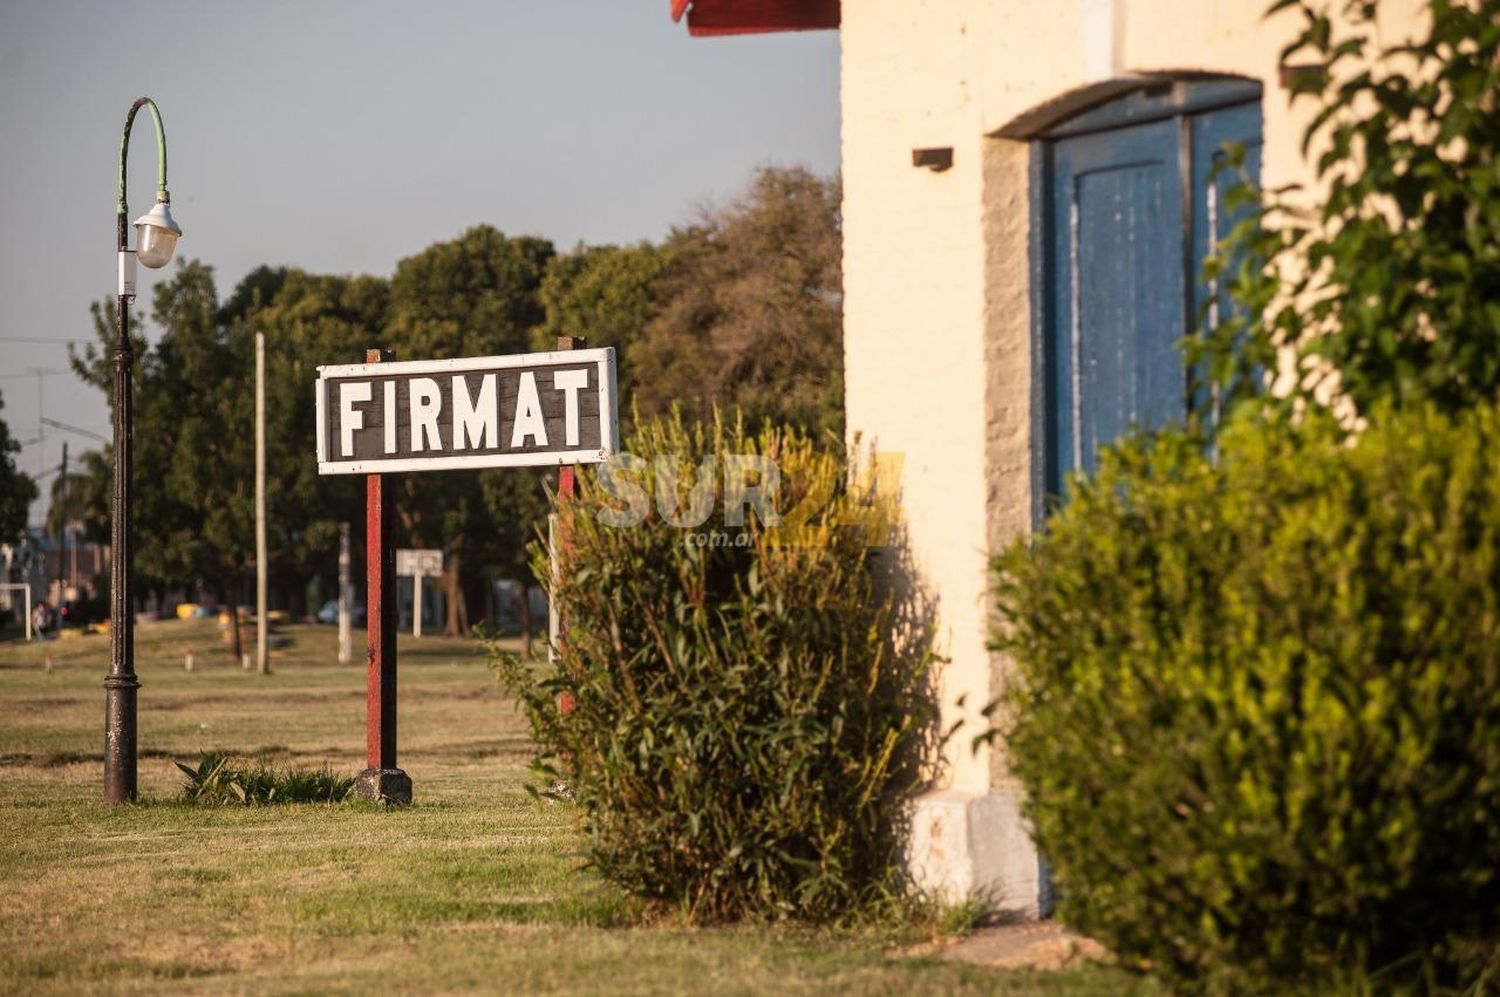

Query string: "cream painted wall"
[[841, 0, 1428, 798], [842, 1, 995, 792]]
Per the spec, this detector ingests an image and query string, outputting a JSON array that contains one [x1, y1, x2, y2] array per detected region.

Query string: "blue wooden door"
[[1047, 117, 1185, 486], [1036, 81, 1262, 498]]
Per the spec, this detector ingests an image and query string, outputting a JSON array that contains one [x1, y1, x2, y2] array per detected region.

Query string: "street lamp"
[[133, 201, 182, 269], [106, 97, 182, 804]]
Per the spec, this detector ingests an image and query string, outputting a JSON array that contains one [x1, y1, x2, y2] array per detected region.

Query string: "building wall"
[[842, 0, 995, 792], [840, 0, 1427, 891]]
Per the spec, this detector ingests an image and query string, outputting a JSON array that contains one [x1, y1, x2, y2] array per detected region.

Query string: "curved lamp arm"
[[117, 97, 169, 246]]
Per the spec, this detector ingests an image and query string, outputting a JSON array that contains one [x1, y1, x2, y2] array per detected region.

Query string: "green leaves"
[[176, 752, 355, 806], [490, 414, 937, 923], [992, 404, 1500, 992], [0, 389, 37, 545], [1191, 0, 1500, 427]]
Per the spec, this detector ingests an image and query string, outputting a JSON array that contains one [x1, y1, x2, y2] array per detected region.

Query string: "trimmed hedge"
[[496, 414, 935, 922], [992, 405, 1500, 992]]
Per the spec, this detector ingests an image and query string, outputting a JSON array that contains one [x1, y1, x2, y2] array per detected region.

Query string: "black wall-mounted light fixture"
[[912, 147, 954, 172], [1279, 63, 1323, 91]]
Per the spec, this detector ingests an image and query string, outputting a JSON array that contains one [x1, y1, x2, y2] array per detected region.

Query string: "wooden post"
[[254, 331, 270, 675], [550, 337, 584, 672], [413, 573, 423, 639], [355, 348, 411, 804]]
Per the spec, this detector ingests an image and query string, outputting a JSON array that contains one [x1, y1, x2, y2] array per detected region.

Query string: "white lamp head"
[[132, 200, 182, 269]]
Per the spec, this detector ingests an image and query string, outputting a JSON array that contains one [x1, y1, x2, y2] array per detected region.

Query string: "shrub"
[[991, 405, 1500, 992], [176, 753, 355, 805], [493, 413, 936, 922], [1193, 0, 1500, 422]]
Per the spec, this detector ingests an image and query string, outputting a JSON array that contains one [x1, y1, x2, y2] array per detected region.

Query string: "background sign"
[[315, 347, 617, 475], [395, 549, 443, 578]]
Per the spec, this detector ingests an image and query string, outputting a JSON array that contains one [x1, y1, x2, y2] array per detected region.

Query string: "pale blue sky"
[[0, 2, 840, 524]]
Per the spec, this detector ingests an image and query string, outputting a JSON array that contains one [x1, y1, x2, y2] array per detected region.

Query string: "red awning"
[[670, 0, 839, 36]]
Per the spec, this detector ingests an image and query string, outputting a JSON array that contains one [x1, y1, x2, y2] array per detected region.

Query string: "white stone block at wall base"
[[907, 787, 1046, 918]]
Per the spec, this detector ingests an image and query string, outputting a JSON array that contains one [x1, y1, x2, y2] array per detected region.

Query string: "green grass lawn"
[[0, 620, 1144, 995]]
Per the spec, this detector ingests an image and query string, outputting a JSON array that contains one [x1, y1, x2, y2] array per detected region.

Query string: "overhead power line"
[[0, 369, 67, 380], [41, 418, 109, 444], [0, 337, 85, 344]]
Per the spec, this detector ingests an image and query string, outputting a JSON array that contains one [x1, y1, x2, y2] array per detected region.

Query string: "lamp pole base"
[[103, 674, 140, 804], [355, 767, 411, 805]]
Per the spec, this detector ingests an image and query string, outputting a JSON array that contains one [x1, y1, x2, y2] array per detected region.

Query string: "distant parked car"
[[316, 599, 365, 626]]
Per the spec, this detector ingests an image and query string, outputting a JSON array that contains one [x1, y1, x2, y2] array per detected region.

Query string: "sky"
[[0, 2, 840, 527]]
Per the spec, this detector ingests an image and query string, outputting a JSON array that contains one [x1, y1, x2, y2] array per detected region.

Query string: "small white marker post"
[[395, 549, 442, 639], [337, 522, 352, 664]]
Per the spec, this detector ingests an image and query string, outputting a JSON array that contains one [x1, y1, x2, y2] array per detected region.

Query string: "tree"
[[1196, 0, 1500, 422], [44, 466, 92, 540], [632, 167, 844, 439], [384, 225, 556, 635], [239, 269, 388, 615], [0, 390, 37, 545], [59, 166, 845, 633], [72, 261, 255, 647], [535, 241, 670, 423]]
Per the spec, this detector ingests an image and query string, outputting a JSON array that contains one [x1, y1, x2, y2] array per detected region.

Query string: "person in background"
[[32, 600, 51, 639]]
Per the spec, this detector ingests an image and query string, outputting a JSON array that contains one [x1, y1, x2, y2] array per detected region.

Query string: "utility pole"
[[33, 368, 45, 478], [58, 442, 68, 599], [338, 522, 351, 664], [255, 331, 269, 675], [25, 368, 66, 478]]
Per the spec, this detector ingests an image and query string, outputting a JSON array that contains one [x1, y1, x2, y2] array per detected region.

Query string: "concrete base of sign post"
[[355, 767, 412, 805], [906, 788, 1048, 918]]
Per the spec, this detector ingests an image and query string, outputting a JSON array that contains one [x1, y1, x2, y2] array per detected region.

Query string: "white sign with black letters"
[[314, 348, 617, 475], [395, 549, 443, 578]]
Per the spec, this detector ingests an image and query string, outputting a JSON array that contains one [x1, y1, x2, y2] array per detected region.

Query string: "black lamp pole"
[[105, 97, 178, 804]]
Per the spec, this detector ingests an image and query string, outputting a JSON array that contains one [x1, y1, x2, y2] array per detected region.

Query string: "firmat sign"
[[315, 348, 617, 475]]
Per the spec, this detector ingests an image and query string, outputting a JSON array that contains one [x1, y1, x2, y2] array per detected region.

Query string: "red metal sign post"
[[555, 336, 585, 508], [355, 348, 412, 804], [314, 339, 617, 800]]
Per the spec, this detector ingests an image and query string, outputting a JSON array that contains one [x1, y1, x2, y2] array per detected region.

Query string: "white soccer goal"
[[0, 583, 33, 642]]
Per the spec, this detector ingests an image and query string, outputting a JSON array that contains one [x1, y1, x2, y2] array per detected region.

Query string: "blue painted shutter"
[[1040, 91, 1263, 497], [1047, 118, 1185, 491], [1190, 102, 1265, 415], [1189, 101, 1264, 322]]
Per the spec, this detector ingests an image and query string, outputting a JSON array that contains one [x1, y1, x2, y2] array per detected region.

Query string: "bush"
[[176, 753, 355, 805], [991, 405, 1500, 992], [494, 413, 935, 922]]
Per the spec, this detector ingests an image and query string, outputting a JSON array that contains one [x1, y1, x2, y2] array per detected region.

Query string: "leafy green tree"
[[64, 449, 112, 549], [0, 390, 38, 545], [72, 261, 254, 634], [535, 241, 670, 420], [44, 469, 88, 539], [1195, 0, 1500, 421], [384, 225, 556, 635], [239, 269, 388, 615], [60, 169, 845, 632], [477, 465, 551, 650], [633, 167, 844, 439]]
